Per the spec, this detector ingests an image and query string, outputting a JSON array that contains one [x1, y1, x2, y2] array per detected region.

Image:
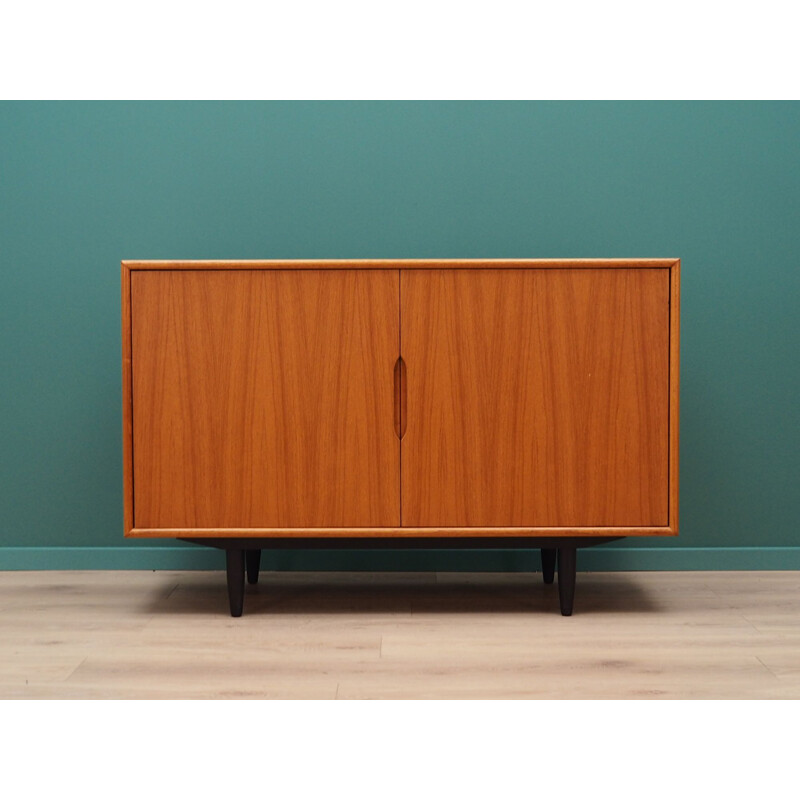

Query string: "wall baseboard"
[[1, 546, 799, 571]]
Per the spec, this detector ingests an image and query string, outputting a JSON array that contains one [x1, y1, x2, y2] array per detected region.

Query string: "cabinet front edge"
[[127, 526, 678, 539], [121, 258, 680, 270]]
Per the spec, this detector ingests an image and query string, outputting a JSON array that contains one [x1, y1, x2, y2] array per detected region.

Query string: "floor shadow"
[[143, 571, 662, 617]]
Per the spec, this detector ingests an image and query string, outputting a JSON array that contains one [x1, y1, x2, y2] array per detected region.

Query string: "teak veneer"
[[122, 259, 680, 616]]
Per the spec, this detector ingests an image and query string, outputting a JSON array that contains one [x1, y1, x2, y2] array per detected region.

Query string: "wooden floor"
[[1, 570, 798, 699]]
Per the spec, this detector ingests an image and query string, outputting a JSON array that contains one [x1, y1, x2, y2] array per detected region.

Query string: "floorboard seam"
[[754, 656, 780, 680], [63, 656, 88, 682], [164, 583, 180, 600]]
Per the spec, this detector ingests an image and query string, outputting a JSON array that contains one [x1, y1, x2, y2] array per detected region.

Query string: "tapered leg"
[[557, 547, 577, 616], [541, 548, 556, 584], [226, 549, 245, 617], [246, 549, 261, 585]]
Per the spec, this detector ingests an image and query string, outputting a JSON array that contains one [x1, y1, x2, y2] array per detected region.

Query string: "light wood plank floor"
[[1, 570, 798, 699]]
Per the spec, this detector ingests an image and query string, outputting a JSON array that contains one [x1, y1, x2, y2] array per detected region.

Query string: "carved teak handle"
[[393, 356, 407, 440]]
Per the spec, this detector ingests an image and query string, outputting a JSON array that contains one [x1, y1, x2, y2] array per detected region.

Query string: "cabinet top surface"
[[122, 258, 679, 270]]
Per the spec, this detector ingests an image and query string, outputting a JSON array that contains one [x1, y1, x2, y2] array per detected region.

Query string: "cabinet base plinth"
[[182, 536, 621, 617]]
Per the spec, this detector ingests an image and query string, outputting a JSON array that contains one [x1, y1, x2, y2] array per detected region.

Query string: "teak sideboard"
[[122, 259, 680, 616]]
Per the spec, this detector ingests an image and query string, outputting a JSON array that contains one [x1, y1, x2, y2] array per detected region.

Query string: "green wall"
[[1, 101, 799, 570]]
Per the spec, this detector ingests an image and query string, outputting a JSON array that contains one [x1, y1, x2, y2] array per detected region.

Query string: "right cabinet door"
[[400, 268, 670, 528]]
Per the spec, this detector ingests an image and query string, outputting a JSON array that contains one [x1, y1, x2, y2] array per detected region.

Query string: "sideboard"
[[122, 259, 680, 616]]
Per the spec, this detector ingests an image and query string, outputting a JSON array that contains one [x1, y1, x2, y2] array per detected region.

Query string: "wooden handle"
[[393, 356, 407, 440]]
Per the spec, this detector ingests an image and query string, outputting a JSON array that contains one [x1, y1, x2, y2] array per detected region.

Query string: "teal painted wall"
[[1, 101, 799, 570]]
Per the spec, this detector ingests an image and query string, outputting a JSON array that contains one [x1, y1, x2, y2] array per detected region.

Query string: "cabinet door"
[[401, 268, 670, 527], [131, 269, 399, 529]]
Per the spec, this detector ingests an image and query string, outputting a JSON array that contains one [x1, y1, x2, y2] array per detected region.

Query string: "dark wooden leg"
[[557, 547, 577, 616], [541, 548, 556, 584], [226, 549, 245, 617], [246, 549, 261, 585]]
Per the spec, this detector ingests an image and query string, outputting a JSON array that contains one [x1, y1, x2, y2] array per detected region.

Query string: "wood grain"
[[130, 269, 400, 529], [401, 268, 670, 527]]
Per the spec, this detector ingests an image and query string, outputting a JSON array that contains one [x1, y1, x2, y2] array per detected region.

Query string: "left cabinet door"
[[129, 269, 400, 530]]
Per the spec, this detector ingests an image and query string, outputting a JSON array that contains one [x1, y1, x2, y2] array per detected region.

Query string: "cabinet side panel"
[[131, 270, 400, 529], [669, 260, 681, 531], [122, 263, 134, 535], [401, 268, 670, 527]]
